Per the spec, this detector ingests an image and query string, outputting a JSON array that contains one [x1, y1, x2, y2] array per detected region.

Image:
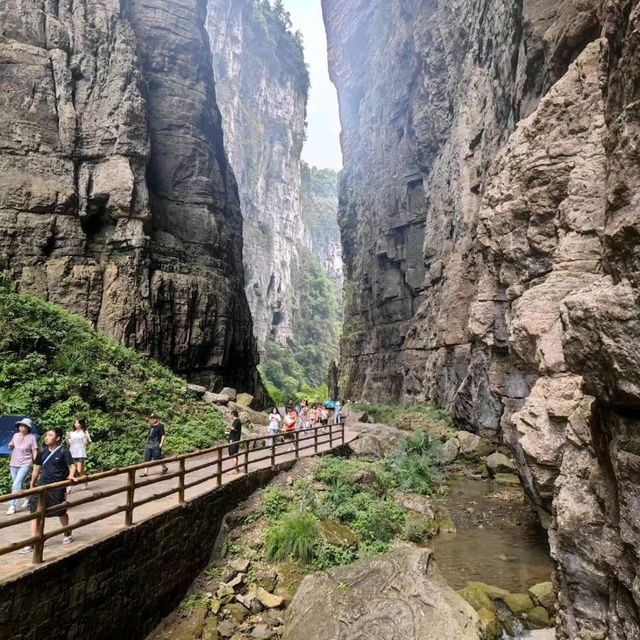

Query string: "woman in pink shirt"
[[7, 418, 38, 515]]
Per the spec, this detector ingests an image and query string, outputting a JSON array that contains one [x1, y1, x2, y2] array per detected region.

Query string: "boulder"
[[318, 519, 359, 548], [528, 582, 555, 613], [283, 549, 481, 640], [229, 558, 251, 573], [221, 387, 237, 402], [251, 624, 275, 640], [455, 432, 494, 459], [440, 438, 460, 464], [217, 620, 236, 638], [236, 393, 254, 407], [204, 391, 231, 405], [349, 467, 384, 493], [484, 452, 517, 477], [500, 593, 535, 615], [228, 402, 270, 426], [395, 492, 436, 519], [526, 606, 551, 629], [348, 434, 384, 459], [256, 587, 284, 609], [224, 603, 249, 624], [187, 383, 208, 398], [466, 582, 509, 600], [458, 584, 493, 612], [477, 607, 502, 640]]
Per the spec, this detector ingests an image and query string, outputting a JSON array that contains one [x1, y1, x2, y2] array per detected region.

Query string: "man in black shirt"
[[140, 413, 168, 477], [20, 428, 77, 553]]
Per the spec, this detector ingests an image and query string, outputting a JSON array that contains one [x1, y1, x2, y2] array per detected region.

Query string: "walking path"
[[0, 428, 356, 584]]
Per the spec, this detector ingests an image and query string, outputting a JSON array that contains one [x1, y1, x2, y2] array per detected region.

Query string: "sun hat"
[[14, 417, 34, 432]]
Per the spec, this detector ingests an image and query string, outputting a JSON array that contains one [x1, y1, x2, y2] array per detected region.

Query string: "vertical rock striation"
[[324, 0, 640, 636], [0, 0, 262, 395], [206, 0, 309, 352]]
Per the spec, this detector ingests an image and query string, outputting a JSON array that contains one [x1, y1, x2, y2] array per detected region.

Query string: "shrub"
[[262, 488, 291, 523], [313, 542, 357, 571], [265, 511, 319, 564]]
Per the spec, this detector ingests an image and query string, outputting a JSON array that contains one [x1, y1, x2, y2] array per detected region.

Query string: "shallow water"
[[429, 476, 554, 592]]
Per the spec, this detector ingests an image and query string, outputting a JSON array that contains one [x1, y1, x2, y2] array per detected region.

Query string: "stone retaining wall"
[[0, 466, 294, 640]]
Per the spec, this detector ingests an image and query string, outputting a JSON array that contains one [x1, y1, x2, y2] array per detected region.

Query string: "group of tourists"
[[4, 400, 345, 552]]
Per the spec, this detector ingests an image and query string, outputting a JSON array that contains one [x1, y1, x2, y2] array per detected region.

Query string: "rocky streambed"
[[147, 418, 557, 640]]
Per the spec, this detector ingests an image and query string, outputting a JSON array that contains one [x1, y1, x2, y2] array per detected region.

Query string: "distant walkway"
[[0, 425, 356, 583]]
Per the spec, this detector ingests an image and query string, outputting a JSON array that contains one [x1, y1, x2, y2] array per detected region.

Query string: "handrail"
[[0, 420, 346, 565]]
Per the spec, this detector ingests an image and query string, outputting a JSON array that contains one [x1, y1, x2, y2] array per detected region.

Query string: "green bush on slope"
[[0, 288, 226, 493]]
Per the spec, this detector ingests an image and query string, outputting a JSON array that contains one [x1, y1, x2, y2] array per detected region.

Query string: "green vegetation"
[[260, 433, 449, 570], [260, 248, 341, 402], [249, 0, 310, 95], [265, 511, 319, 564], [0, 287, 226, 493]]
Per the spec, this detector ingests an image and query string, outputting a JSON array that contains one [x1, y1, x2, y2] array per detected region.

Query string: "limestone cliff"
[[0, 0, 264, 397], [324, 0, 640, 637], [207, 0, 308, 352]]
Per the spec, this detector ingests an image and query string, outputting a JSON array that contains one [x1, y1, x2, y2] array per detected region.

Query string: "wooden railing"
[[0, 421, 346, 565]]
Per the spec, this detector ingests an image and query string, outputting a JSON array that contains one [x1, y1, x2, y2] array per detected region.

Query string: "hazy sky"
[[283, 0, 342, 170]]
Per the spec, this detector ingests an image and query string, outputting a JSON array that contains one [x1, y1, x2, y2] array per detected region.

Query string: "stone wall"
[[0, 467, 292, 640], [0, 0, 262, 396]]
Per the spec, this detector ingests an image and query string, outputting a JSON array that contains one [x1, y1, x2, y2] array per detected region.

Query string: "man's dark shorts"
[[144, 446, 163, 462], [29, 488, 68, 518]]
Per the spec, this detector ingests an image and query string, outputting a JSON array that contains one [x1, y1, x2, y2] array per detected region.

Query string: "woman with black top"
[[228, 410, 242, 473]]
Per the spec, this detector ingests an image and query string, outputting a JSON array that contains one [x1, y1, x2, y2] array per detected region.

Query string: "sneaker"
[[18, 546, 33, 554], [62, 535, 74, 545], [6, 505, 16, 515], [20, 499, 30, 509]]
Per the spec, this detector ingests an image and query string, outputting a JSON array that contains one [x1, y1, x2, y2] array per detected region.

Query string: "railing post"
[[341, 420, 345, 445], [178, 458, 186, 505], [329, 423, 333, 449], [125, 469, 135, 526], [295, 430, 300, 460], [314, 427, 318, 454], [244, 444, 249, 474], [271, 436, 276, 469], [216, 447, 223, 486], [32, 488, 47, 564]]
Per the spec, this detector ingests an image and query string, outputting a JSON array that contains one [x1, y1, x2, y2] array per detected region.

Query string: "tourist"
[[6, 418, 38, 515], [320, 406, 329, 428], [20, 428, 77, 553], [67, 418, 91, 491], [334, 400, 342, 425], [308, 405, 318, 429], [268, 407, 281, 447], [140, 413, 168, 477], [283, 407, 298, 451], [228, 410, 242, 473], [300, 405, 310, 430]]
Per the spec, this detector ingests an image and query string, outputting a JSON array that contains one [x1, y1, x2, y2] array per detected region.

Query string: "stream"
[[429, 476, 554, 592]]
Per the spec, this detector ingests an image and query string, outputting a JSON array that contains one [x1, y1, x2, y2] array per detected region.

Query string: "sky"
[[282, 0, 343, 170]]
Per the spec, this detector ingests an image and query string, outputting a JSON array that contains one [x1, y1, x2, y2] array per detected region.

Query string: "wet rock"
[[284, 549, 481, 639], [500, 593, 534, 615], [477, 607, 502, 640], [317, 519, 359, 549], [528, 582, 555, 613], [526, 606, 551, 629], [494, 473, 520, 487], [484, 453, 516, 477], [465, 582, 509, 601], [458, 584, 493, 612], [256, 588, 284, 609]]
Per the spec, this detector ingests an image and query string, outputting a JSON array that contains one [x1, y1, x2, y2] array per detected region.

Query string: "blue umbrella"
[[0, 416, 41, 455]]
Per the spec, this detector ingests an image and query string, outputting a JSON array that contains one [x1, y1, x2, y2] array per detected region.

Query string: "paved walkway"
[[0, 429, 356, 583]]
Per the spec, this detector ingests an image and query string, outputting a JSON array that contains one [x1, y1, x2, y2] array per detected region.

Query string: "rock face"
[[206, 0, 308, 351], [0, 0, 263, 396], [283, 548, 481, 640], [324, 0, 640, 637]]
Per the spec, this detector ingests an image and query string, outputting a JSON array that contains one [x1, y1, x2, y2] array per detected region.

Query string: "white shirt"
[[68, 430, 91, 459]]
